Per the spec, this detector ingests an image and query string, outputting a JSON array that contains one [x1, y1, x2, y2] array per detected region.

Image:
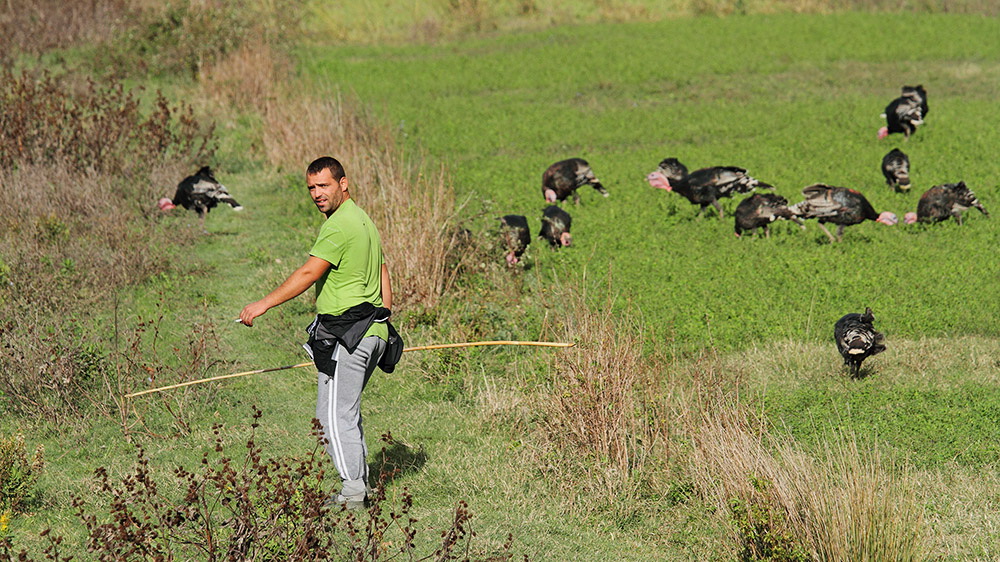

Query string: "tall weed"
[[0, 434, 45, 516], [0, 68, 214, 174], [199, 40, 287, 112], [532, 280, 666, 504], [0, 66, 216, 426]]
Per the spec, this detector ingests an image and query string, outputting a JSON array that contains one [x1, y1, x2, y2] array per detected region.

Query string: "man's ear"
[[340, 176, 350, 192]]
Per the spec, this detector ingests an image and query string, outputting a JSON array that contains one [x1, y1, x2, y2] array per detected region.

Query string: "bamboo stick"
[[402, 341, 574, 352], [124, 340, 573, 399]]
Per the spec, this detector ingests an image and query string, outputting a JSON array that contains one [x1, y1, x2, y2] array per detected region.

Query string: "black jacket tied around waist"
[[306, 302, 404, 375]]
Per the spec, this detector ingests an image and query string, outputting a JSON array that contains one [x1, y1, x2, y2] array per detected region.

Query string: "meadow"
[[301, 12, 1000, 349], [301, 10, 1000, 475], [2, 2, 1000, 560]]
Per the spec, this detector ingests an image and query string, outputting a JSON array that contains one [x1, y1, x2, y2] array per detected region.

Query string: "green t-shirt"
[[309, 198, 388, 341]]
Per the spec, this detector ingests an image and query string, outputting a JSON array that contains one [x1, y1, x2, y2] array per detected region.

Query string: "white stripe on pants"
[[316, 336, 386, 498]]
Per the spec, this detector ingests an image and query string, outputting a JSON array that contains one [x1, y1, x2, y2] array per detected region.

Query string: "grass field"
[[3, 7, 1000, 560], [251, 12, 1000, 558], [300, 12, 1000, 350]]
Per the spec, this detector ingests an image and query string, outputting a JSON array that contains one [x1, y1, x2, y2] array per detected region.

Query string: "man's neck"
[[324, 196, 352, 218]]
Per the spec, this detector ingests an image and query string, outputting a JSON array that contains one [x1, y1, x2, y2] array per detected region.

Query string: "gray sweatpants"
[[315, 335, 386, 499]]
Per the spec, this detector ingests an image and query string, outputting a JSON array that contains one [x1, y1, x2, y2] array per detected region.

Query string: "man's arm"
[[381, 263, 393, 310], [239, 256, 331, 327]]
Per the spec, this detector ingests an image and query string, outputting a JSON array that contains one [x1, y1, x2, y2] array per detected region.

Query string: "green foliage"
[[246, 246, 272, 266], [0, 434, 45, 516], [729, 476, 809, 562], [664, 480, 696, 506], [34, 215, 68, 244], [766, 380, 1000, 468]]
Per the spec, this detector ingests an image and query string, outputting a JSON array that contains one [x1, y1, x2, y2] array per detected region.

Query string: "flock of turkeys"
[[497, 85, 988, 377]]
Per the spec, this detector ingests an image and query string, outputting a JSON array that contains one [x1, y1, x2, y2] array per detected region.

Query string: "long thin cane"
[[123, 341, 574, 399]]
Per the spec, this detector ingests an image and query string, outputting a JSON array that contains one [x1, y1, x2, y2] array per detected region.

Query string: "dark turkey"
[[542, 158, 608, 204], [647, 158, 773, 219], [880, 148, 911, 192], [500, 214, 531, 266], [878, 85, 928, 140], [787, 184, 897, 242], [163, 166, 243, 231], [733, 193, 802, 238], [834, 307, 886, 378], [904, 181, 989, 225], [539, 205, 572, 248]]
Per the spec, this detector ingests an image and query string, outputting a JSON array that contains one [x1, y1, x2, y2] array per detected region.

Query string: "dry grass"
[[309, 0, 999, 45], [689, 405, 930, 561], [708, 336, 1000, 391], [199, 40, 285, 112], [0, 162, 192, 315], [260, 91, 465, 311], [914, 465, 1000, 558], [530, 280, 668, 502], [0, 0, 131, 62]]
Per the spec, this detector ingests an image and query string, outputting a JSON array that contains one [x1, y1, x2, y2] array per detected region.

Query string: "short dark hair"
[[307, 157, 346, 180]]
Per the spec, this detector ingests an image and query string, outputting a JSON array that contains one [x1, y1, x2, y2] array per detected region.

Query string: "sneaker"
[[323, 493, 366, 511]]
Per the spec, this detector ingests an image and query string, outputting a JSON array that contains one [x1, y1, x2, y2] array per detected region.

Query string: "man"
[[239, 156, 394, 509]]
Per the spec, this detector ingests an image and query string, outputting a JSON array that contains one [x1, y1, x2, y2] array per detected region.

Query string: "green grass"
[[300, 12, 1000, 353], [726, 337, 1000, 468]]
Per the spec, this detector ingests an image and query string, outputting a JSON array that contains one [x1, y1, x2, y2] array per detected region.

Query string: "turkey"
[[647, 158, 773, 219], [878, 85, 928, 140], [499, 214, 531, 266], [834, 307, 886, 378], [903, 181, 989, 225], [880, 148, 911, 192], [542, 158, 608, 204], [161, 166, 243, 231], [733, 193, 803, 238], [539, 205, 572, 248], [787, 184, 897, 243]]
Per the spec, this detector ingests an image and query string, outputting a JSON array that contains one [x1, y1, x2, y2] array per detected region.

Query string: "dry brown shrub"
[[0, 67, 214, 174], [689, 405, 929, 561], [0, 163, 190, 311], [261, 93, 464, 311]]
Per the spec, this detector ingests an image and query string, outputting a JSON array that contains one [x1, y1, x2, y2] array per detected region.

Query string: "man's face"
[[307, 168, 348, 216]]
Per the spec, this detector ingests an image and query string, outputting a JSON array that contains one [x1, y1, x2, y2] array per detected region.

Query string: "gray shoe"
[[323, 493, 366, 511]]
